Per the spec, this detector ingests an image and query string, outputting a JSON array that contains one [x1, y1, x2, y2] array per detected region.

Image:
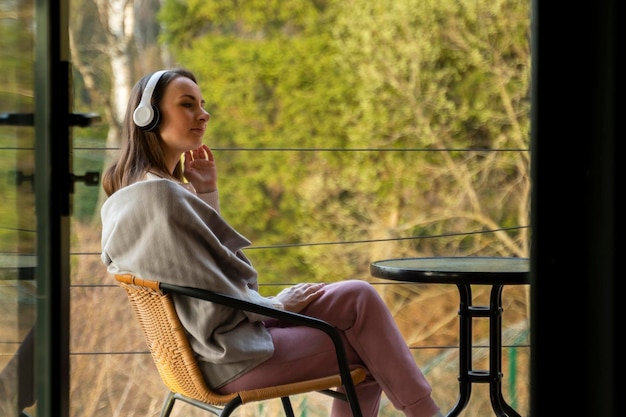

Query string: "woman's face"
[[158, 76, 210, 167]]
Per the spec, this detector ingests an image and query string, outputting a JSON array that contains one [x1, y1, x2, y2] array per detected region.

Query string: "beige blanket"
[[100, 178, 274, 388]]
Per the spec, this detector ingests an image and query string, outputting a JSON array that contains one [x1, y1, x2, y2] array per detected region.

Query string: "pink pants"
[[218, 280, 439, 417]]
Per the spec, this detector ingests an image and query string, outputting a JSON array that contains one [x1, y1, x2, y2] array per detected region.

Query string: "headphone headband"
[[133, 70, 168, 130]]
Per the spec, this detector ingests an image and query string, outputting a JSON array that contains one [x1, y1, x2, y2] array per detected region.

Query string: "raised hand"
[[183, 144, 217, 193]]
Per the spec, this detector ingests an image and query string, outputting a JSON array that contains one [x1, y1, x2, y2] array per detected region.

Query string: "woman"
[[100, 68, 443, 417]]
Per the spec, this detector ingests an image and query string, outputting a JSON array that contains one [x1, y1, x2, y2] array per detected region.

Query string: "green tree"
[[158, 0, 530, 285], [159, 0, 354, 282], [330, 0, 531, 260]]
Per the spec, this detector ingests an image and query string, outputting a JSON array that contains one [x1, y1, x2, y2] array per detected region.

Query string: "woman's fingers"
[[188, 144, 213, 161], [276, 283, 326, 312]]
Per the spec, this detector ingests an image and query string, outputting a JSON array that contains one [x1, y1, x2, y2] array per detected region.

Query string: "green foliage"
[[0, 2, 37, 255], [155, 0, 531, 283]]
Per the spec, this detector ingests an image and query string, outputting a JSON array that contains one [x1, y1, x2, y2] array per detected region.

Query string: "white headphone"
[[133, 70, 168, 131]]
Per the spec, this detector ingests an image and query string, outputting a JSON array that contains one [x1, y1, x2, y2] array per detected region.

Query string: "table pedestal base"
[[446, 284, 521, 417]]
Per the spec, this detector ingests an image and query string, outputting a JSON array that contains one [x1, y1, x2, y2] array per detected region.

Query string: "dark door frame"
[[34, 1, 71, 415]]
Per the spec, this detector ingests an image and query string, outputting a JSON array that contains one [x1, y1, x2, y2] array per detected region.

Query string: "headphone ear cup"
[[133, 103, 155, 129], [141, 105, 160, 131], [133, 70, 168, 131]]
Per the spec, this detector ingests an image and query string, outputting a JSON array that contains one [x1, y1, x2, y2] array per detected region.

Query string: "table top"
[[370, 256, 530, 285]]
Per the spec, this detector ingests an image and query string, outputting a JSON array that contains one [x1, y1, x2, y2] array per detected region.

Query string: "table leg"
[[445, 284, 473, 417], [489, 285, 521, 417]]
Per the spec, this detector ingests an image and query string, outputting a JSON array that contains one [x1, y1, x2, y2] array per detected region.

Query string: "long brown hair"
[[101, 68, 199, 196]]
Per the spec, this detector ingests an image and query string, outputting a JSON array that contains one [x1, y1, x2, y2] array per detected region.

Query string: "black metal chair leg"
[[281, 397, 296, 417], [159, 392, 176, 417]]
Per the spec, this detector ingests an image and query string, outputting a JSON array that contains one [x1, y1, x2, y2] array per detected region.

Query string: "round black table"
[[370, 256, 529, 417]]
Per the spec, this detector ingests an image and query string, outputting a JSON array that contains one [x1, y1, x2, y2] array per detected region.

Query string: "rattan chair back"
[[117, 275, 238, 406]]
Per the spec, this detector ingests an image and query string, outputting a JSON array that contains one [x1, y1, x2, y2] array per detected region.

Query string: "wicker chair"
[[114, 274, 366, 417]]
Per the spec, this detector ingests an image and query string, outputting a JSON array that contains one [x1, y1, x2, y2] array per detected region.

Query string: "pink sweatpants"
[[218, 280, 440, 417]]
